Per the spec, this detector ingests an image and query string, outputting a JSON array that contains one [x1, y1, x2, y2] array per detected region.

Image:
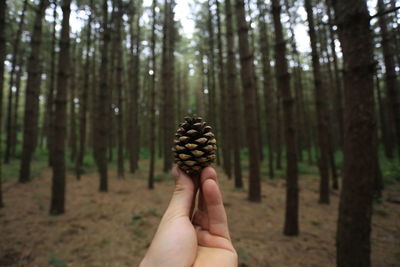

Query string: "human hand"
[[140, 167, 237, 267]]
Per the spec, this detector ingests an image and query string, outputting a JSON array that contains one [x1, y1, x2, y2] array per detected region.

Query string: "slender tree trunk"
[[275, 93, 282, 170], [305, 0, 330, 204], [68, 46, 77, 162], [76, 0, 93, 179], [161, 0, 175, 173], [376, 74, 393, 159], [272, 0, 299, 236], [225, 0, 243, 188], [216, 0, 232, 179], [206, 0, 220, 167], [128, 2, 141, 173], [257, 0, 275, 179], [45, 1, 57, 166], [50, 0, 71, 215], [96, 0, 110, 192], [11, 55, 24, 156], [115, 0, 124, 178], [19, 0, 49, 183], [334, 0, 376, 265], [148, 0, 157, 189], [378, 0, 400, 157], [235, 0, 261, 202], [4, 0, 28, 163], [0, 0, 7, 207]]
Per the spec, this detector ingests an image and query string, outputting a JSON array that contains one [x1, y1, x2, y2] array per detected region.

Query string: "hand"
[[140, 167, 237, 267]]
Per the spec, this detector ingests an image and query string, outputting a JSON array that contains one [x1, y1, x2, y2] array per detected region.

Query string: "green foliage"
[[382, 161, 400, 184]]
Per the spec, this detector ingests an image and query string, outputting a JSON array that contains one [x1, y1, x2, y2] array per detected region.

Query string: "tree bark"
[[216, 0, 232, 179], [45, 1, 58, 167], [0, 0, 7, 207], [76, 0, 94, 179], [96, 0, 110, 192], [378, 0, 400, 158], [4, 0, 28, 163], [225, 0, 243, 188], [258, 0, 275, 179], [334, 0, 376, 265], [235, 0, 261, 202], [19, 0, 49, 183], [272, 0, 299, 236], [50, 0, 71, 215], [305, 0, 330, 204], [148, 0, 157, 189]]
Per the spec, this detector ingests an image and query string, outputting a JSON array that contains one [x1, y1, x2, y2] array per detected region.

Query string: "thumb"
[[164, 166, 195, 219]]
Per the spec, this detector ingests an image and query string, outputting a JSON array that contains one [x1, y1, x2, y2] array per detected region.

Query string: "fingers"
[[201, 167, 230, 240], [163, 167, 195, 220]]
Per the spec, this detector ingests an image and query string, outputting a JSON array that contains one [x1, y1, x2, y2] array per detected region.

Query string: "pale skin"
[[140, 167, 238, 267]]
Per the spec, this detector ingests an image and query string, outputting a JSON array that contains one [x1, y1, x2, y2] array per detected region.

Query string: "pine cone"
[[173, 116, 217, 176]]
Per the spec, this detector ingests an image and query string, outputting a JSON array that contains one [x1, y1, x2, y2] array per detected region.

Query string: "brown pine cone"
[[172, 116, 217, 176]]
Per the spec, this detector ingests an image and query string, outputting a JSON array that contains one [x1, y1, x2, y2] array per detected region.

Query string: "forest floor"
[[1, 160, 400, 267]]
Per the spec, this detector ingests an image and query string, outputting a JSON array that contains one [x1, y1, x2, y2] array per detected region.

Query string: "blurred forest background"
[[0, 0, 399, 266]]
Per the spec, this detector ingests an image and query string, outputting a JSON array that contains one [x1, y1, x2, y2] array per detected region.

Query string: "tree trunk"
[[128, 2, 141, 173], [334, 0, 376, 265], [0, 0, 7, 207], [235, 0, 261, 202], [225, 0, 242, 188], [68, 45, 77, 162], [50, 0, 71, 215], [162, 0, 175, 173], [305, 0, 330, 204], [45, 1, 58, 167], [96, 0, 110, 192], [19, 0, 49, 183], [216, 0, 232, 179], [4, 0, 28, 163], [375, 74, 393, 159], [257, 0, 275, 179], [115, 0, 124, 178], [11, 55, 24, 156], [148, 0, 157, 189], [76, 0, 94, 179], [378, 0, 400, 158], [271, 0, 299, 236]]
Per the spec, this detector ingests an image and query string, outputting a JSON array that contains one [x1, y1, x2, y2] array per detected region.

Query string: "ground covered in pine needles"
[[1, 163, 400, 266]]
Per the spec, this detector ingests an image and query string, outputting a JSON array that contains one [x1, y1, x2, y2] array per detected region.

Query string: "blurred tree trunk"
[[76, 0, 94, 179], [257, 0, 275, 179], [225, 0, 242, 188], [148, 0, 157, 189], [334, 0, 376, 265], [19, 0, 49, 183], [45, 1, 58, 167], [68, 45, 78, 162], [50, 0, 71, 215], [115, 0, 124, 178], [11, 55, 24, 156], [162, 0, 176, 173], [206, 0, 220, 166], [4, 0, 28, 163], [378, 0, 400, 158], [216, 0, 232, 178], [96, 0, 110, 192], [235, 0, 261, 202], [272, 0, 299, 236], [128, 2, 141, 173], [305, 0, 330, 204], [375, 74, 392, 159], [0, 0, 6, 207], [275, 93, 282, 170]]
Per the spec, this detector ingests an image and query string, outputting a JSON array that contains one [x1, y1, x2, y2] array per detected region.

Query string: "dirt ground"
[[1, 164, 399, 267]]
